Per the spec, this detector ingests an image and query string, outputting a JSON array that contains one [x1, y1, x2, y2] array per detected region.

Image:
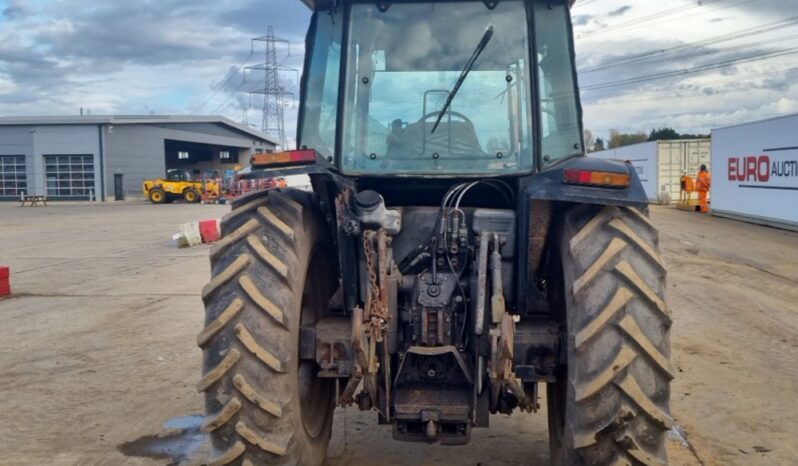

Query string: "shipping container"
[[711, 114, 798, 231], [589, 139, 712, 204]]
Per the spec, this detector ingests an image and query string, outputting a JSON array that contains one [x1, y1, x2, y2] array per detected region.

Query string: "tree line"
[[583, 127, 710, 153]]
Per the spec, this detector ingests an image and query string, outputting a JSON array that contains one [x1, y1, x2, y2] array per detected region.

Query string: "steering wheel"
[[419, 110, 475, 128]]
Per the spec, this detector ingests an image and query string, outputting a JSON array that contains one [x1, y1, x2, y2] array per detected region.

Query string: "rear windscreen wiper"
[[431, 24, 495, 134]]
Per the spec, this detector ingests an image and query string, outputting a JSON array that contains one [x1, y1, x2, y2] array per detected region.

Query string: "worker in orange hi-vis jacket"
[[696, 164, 711, 213]]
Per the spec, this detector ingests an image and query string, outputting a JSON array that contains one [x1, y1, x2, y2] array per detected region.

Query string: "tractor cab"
[[165, 169, 193, 182], [298, 0, 583, 176]]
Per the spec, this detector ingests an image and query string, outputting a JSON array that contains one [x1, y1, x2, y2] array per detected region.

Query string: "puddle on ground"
[[163, 415, 205, 431], [118, 415, 206, 466]]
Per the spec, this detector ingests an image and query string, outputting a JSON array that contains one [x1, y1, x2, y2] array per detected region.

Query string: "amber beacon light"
[[251, 149, 318, 167], [563, 168, 631, 188]]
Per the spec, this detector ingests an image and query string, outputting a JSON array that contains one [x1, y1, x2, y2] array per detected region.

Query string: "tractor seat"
[[386, 119, 485, 158]]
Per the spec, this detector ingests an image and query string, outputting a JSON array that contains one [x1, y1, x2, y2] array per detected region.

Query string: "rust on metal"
[[527, 200, 552, 278], [490, 233, 506, 324], [377, 229, 391, 321], [474, 233, 489, 335], [339, 306, 366, 406]]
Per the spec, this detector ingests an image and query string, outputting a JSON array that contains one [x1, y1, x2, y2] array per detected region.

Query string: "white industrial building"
[[0, 115, 277, 201], [711, 113, 798, 231], [589, 139, 712, 203]]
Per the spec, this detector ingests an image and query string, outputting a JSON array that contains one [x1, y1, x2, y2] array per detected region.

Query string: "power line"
[[586, 74, 798, 105], [209, 77, 250, 115], [704, 110, 798, 128], [579, 16, 798, 74], [573, 15, 798, 137], [578, 0, 724, 38], [576, 2, 789, 133], [584, 66, 798, 100], [573, 0, 599, 8], [580, 33, 798, 90], [585, 84, 798, 128], [581, 47, 798, 91], [192, 51, 254, 114], [578, 0, 757, 40], [586, 108, 798, 133]]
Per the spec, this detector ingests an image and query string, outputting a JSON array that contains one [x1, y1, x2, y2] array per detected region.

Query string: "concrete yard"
[[0, 202, 796, 465]]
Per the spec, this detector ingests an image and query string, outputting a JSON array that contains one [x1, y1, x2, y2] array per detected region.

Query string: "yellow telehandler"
[[142, 169, 218, 204]]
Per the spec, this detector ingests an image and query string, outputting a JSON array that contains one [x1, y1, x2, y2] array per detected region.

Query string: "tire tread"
[[559, 205, 671, 466], [198, 188, 332, 465]]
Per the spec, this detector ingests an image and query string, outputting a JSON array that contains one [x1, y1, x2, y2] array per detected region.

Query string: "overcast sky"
[[1, 0, 797, 143]]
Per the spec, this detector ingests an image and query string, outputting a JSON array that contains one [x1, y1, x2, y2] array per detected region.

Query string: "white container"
[[590, 139, 712, 204], [711, 114, 798, 231], [284, 174, 313, 192]]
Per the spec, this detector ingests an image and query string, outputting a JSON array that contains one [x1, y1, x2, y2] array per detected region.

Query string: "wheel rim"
[[153, 192, 162, 202], [547, 249, 569, 463], [548, 367, 567, 445], [186, 191, 196, 201], [298, 358, 332, 438], [297, 248, 334, 440]]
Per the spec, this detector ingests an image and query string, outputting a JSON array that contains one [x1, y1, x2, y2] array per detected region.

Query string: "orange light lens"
[[563, 169, 631, 188], [251, 149, 316, 167]]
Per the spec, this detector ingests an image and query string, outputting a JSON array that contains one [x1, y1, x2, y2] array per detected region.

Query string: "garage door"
[[0, 155, 27, 198], [44, 155, 95, 198]]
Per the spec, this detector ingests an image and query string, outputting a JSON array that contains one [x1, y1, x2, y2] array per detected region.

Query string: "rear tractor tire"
[[548, 205, 672, 466], [198, 189, 336, 466]]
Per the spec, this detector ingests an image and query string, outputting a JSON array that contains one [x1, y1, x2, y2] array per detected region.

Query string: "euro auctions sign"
[[727, 153, 798, 188], [712, 114, 798, 227]]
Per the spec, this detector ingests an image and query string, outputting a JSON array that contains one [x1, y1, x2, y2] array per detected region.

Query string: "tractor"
[[197, 1, 671, 465]]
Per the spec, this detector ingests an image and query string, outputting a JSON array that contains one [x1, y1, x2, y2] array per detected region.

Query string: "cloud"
[[1, 0, 27, 20], [734, 0, 798, 17], [574, 0, 798, 136], [220, 0, 309, 40], [1, 0, 797, 142], [0, 0, 309, 137], [573, 14, 593, 27], [31, 2, 248, 67], [608, 5, 632, 17], [0, 73, 15, 94]]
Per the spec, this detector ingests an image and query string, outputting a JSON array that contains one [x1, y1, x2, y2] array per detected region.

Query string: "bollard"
[[0, 266, 10, 297], [199, 220, 220, 243]]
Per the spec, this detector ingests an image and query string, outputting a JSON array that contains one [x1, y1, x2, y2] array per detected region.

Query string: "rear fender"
[[523, 157, 648, 208], [239, 154, 337, 180], [516, 156, 648, 315]]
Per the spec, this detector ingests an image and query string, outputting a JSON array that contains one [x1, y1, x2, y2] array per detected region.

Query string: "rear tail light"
[[563, 169, 631, 188], [251, 149, 317, 167]]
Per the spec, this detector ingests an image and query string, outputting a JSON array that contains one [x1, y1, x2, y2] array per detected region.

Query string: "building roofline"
[[0, 115, 279, 145], [590, 138, 711, 156], [652, 138, 711, 144], [711, 112, 798, 132], [298, 0, 576, 10]]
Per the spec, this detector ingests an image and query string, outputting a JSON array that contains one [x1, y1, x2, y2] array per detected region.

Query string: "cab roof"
[[298, 0, 575, 11]]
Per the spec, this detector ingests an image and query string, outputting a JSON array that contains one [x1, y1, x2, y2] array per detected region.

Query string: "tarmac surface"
[[0, 201, 795, 465]]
